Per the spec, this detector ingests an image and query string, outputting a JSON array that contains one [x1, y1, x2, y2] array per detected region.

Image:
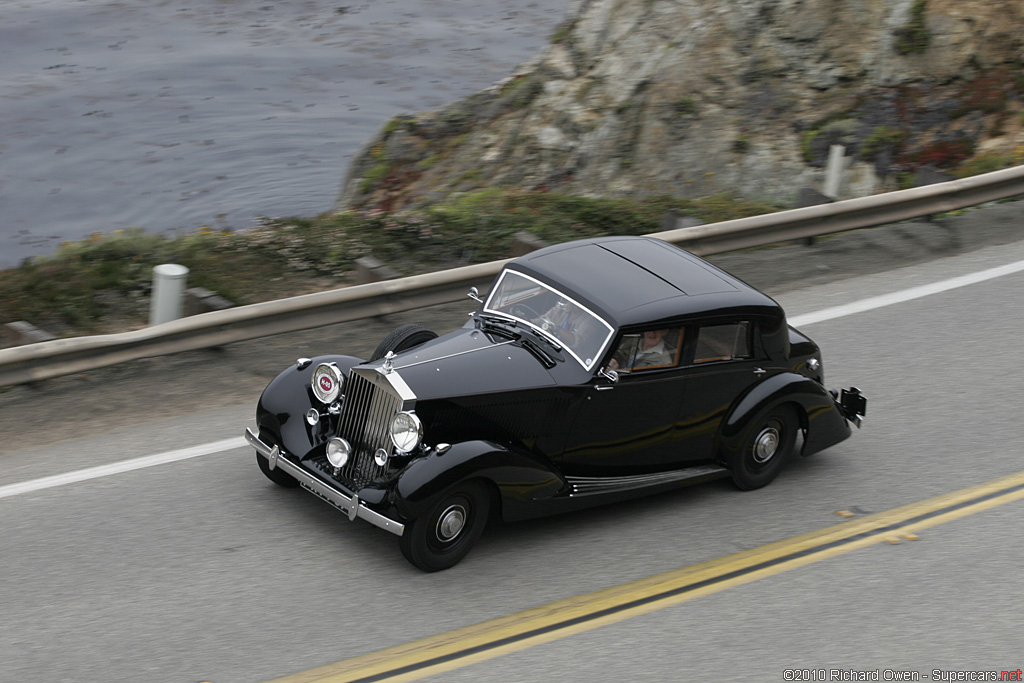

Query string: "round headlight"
[[311, 363, 343, 404], [326, 437, 351, 468], [389, 411, 423, 454]]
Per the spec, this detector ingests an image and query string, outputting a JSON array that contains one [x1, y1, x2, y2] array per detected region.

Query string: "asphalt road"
[[1, 207, 1023, 682]]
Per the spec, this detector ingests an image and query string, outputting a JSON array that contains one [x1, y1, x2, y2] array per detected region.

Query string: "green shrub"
[[859, 126, 906, 159], [956, 153, 1015, 178], [894, 0, 930, 55], [359, 162, 392, 193]]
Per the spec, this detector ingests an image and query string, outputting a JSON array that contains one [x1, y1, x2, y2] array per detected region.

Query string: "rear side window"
[[693, 322, 751, 363]]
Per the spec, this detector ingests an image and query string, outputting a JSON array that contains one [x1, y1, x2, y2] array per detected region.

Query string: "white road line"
[[3, 256, 1024, 500], [789, 258, 1024, 327], [0, 437, 246, 500]]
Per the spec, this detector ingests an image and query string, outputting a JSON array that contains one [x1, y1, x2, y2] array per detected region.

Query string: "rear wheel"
[[370, 324, 438, 362], [399, 481, 489, 572], [729, 404, 797, 491]]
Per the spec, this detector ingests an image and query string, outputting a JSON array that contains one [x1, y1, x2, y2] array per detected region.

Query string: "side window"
[[608, 327, 685, 374], [693, 322, 751, 364]]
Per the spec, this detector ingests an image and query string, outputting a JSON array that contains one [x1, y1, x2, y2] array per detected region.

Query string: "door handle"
[[753, 367, 767, 375]]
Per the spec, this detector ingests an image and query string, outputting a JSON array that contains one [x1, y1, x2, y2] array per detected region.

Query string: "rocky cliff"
[[338, 0, 1024, 212]]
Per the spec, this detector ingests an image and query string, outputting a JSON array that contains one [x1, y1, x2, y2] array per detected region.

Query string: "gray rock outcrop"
[[338, 0, 1024, 212]]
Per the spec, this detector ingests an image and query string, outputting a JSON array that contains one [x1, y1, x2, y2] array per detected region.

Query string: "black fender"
[[719, 372, 851, 461], [395, 440, 565, 523], [255, 354, 364, 457]]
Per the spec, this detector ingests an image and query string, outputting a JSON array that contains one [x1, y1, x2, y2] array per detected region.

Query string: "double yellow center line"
[[270, 470, 1024, 683]]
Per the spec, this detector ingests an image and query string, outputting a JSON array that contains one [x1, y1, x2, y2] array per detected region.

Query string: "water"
[[0, 0, 569, 269]]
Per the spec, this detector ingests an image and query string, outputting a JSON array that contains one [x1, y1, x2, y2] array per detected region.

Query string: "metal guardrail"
[[651, 164, 1024, 253], [3, 164, 1024, 387], [0, 259, 509, 387]]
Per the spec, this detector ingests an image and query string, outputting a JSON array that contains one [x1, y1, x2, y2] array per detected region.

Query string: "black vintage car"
[[245, 236, 865, 571]]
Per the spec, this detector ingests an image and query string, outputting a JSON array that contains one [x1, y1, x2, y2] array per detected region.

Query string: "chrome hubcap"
[[436, 504, 467, 542], [753, 427, 780, 463]]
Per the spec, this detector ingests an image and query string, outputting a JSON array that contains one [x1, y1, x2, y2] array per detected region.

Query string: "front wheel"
[[399, 481, 490, 572], [729, 404, 797, 491]]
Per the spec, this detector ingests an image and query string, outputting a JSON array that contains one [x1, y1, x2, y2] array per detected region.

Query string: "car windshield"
[[484, 270, 614, 370]]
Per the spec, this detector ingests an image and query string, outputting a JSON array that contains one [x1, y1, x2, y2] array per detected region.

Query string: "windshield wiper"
[[477, 311, 518, 327], [519, 337, 556, 369], [478, 310, 563, 352], [526, 324, 563, 352], [475, 312, 520, 340], [475, 312, 555, 367]]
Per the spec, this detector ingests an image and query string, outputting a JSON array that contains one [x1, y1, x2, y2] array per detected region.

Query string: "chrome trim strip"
[[244, 427, 405, 536], [394, 339, 516, 370], [566, 464, 729, 497]]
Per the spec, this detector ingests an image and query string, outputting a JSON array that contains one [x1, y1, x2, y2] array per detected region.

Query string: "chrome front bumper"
[[244, 427, 405, 536]]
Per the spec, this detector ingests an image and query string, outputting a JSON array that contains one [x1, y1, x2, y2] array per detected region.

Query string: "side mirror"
[[468, 286, 483, 303], [598, 366, 619, 383]]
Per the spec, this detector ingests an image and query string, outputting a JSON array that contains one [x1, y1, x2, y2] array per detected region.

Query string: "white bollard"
[[149, 264, 190, 326], [823, 144, 845, 199]]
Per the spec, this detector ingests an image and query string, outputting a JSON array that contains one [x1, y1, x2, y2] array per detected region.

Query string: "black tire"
[[256, 450, 300, 488], [369, 323, 438, 362], [729, 404, 798, 491], [399, 481, 490, 572]]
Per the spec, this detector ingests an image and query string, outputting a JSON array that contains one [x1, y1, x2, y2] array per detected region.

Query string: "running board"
[[566, 464, 729, 497]]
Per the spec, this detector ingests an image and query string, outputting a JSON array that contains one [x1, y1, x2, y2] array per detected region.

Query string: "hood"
[[382, 328, 557, 400]]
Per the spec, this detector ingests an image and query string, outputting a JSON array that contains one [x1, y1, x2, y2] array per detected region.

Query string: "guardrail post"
[[185, 287, 234, 316], [355, 256, 399, 284], [3, 321, 56, 347], [661, 210, 704, 232], [149, 264, 190, 326], [796, 187, 836, 246], [824, 144, 846, 199], [914, 168, 957, 221]]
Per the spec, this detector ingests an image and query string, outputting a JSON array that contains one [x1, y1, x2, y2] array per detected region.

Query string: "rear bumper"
[[836, 387, 867, 427], [245, 427, 405, 536]]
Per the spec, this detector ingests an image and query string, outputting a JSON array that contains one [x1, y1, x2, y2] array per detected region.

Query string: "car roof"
[[505, 236, 783, 328]]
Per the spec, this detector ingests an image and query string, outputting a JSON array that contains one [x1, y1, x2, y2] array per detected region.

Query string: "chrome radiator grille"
[[333, 368, 410, 488]]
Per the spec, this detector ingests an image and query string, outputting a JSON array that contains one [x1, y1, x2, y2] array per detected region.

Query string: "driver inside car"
[[542, 300, 598, 346], [609, 328, 677, 372]]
